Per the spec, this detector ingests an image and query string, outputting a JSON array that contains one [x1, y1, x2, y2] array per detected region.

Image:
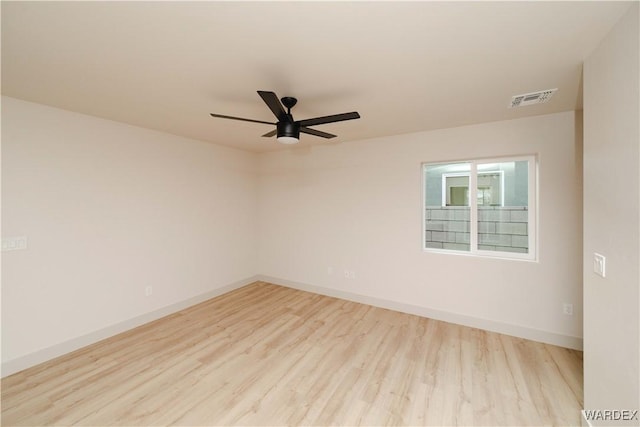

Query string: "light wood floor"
[[2, 281, 583, 426]]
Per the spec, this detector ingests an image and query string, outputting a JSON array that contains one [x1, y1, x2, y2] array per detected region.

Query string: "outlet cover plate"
[[1, 236, 28, 251]]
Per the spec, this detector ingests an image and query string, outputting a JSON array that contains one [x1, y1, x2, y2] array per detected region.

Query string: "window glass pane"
[[424, 163, 470, 251], [477, 160, 529, 254]]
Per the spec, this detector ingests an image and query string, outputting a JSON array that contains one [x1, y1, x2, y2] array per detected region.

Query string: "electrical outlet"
[[563, 303, 573, 315], [327, 266, 333, 275], [1, 236, 28, 251], [145, 286, 153, 297]]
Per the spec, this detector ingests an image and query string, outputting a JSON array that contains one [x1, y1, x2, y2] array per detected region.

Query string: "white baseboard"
[[1, 276, 259, 378], [257, 275, 583, 351]]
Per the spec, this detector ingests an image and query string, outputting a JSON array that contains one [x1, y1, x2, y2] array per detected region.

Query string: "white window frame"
[[423, 155, 537, 261]]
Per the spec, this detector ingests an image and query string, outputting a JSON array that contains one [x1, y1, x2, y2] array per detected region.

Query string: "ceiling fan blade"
[[210, 113, 274, 125], [262, 129, 277, 138], [257, 91, 289, 122], [297, 112, 360, 127], [300, 126, 336, 139]]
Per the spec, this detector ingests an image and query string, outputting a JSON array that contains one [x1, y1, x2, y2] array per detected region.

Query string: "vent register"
[[509, 88, 557, 108]]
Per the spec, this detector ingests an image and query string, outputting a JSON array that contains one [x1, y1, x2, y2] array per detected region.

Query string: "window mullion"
[[469, 162, 478, 253]]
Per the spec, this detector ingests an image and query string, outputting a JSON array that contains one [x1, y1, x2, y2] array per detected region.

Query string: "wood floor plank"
[[1, 281, 583, 426]]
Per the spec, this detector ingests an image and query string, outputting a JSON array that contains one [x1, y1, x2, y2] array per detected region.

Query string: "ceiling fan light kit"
[[210, 91, 360, 145], [277, 136, 299, 145]]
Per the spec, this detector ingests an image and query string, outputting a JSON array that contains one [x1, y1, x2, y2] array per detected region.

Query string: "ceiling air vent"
[[509, 88, 557, 108]]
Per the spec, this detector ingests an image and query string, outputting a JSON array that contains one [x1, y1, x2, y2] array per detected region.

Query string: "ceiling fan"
[[210, 91, 360, 144]]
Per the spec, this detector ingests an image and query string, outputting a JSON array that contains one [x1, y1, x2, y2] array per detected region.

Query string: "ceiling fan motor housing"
[[277, 120, 300, 139]]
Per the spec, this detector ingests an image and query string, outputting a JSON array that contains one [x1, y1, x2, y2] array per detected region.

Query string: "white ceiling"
[[1, 1, 632, 153]]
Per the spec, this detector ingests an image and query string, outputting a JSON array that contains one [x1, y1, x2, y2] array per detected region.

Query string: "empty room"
[[1, 1, 638, 426]]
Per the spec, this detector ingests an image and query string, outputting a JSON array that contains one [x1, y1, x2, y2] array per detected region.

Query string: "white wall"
[[1, 97, 585, 377], [1, 97, 258, 374], [583, 4, 640, 421], [258, 111, 583, 348]]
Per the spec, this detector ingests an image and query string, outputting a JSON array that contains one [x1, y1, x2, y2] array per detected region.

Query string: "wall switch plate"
[[1, 236, 28, 251], [593, 253, 606, 278], [145, 286, 153, 297]]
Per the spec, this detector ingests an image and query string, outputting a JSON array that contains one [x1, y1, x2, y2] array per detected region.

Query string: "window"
[[423, 156, 536, 260]]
